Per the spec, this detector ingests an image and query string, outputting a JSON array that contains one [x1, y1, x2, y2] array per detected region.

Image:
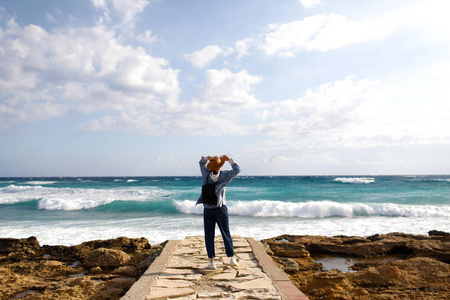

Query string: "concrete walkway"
[[122, 236, 308, 300]]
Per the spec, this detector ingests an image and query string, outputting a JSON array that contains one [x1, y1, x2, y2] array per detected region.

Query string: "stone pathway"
[[122, 236, 308, 300]]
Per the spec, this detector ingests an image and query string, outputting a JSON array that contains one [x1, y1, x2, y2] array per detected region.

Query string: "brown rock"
[[83, 248, 131, 268], [112, 265, 138, 277], [349, 264, 407, 286], [265, 233, 450, 300], [0, 236, 161, 300], [266, 240, 310, 258], [301, 270, 354, 300], [90, 266, 103, 274], [409, 239, 450, 263], [276, 257, 299, 273], [108, 277, 136, 290], [90, 287, 125, 300], [0, 237, 40, 255], [429, 230, 450, 236], [81, 237, 150, 252]]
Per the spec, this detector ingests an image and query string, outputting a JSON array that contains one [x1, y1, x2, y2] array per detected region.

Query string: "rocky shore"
[[262, 230, 450, 300], [0, 237, 162, 299], [1, 231, 449, 300]]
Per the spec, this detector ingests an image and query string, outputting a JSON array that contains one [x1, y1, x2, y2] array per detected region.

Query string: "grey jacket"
[[196, 156, 241, 207]]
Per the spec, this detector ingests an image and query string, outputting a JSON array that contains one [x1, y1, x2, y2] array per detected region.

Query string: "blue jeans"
[[203, 205, 234, 258]]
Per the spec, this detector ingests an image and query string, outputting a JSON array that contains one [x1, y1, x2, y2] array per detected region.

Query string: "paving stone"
[[197, 291, 229, 298], [173, 247, 201, 255], [183, 274, 203, 281], [164, 268, 196, 275], [146, 287, 195, 300], [153, 279, 195, 288], [159, 274, 185, 280], [233, 291, 282, 300], [238, 252, 256, 260], [197, 266, 225, 275], [235, 246, 253, 253], [237, 267, 267, 279], [233, 241, 250, 248], [229, 278, 274, 292], [125, 235, 308, 300], [170, 295, 197, 300], [167, 260, 193, 268], [211, 269, 237, 280], [233, 259, 259, 269]]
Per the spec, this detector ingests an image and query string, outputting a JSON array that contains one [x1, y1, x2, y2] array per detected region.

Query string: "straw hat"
[[207, 158, 225, 172]]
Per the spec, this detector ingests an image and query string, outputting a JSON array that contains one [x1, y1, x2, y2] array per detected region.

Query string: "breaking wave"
[[333, 177, 375, 184], [0, 184, 171, 210], [174, 200, 450, 218]]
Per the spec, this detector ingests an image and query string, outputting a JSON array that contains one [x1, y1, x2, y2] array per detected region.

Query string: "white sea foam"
[[25, 181, 57, 185], [0, 185, 171, 210], [431, 178, 450, 182], [3, 213, 449, 246], [333, 177, 375, 184], [173, 200, 450, 218], [127, 179, 138, 183]]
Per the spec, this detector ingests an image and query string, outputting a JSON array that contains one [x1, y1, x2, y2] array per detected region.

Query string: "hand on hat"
[[206, 156, 219, 161], [221, 155, 230, 162]]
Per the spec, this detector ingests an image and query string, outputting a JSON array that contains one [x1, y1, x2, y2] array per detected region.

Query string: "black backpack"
[[202, 176, 217, 205]]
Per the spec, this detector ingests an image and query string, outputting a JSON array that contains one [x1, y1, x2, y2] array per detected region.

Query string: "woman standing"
[[196, 155, 240, 269]]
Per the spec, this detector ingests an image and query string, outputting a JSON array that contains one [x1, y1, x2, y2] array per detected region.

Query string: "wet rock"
[[83, 248, 131, 268], [264, 232, 450, 262], [112, 265, 138, 277], [264, 232, 450, 300], [0, 237, 40, 255], [265, 239, 310, 258], [0, 236, 159, 300], [90, 266, 103, 274], [107, 277, 136, 290], [429, 230, 450, 236], [276, 257, 299, 273], [81, 237, 151, 252], [409, 239, 450, 263]]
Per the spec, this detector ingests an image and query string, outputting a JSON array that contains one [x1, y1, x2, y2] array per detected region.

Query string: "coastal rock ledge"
[[263, 231, 450, 300], [0, 236, 162, 300]]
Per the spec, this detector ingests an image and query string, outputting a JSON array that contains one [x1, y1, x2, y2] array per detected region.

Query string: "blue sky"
[[1, 0, 449, 176]]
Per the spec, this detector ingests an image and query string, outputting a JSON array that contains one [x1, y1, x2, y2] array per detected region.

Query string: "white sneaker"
[[230, 256, 239, 266], [209, 260, 216, 270]]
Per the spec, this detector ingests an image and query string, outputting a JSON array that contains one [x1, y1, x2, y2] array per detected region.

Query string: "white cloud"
[[251, 70, 450, 149], [0, 17, 179, 129], [110, 0, 148, 23], [257, 1, 450, 57], [79, 110, 246, 136], [256, 77, 378, 135], [90, 0, 149, 24], [235, 38, 254, 59], [194, 69, 262, 110], [184, 45, 234, 68], [79, 68, 261, 135], [298, 0, 322, 8], [259, 13, 397, 57], [137, 29, 157, 44]]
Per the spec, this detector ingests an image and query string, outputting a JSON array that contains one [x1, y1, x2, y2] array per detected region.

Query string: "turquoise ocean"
[[1, 176, 449, 246]]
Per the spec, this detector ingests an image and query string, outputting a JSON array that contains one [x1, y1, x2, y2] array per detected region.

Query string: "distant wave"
[[405, 177, 450, 183], [174, 200, 450, 218], [127, 179, 138, 183], [0, 184, 171, 210], [25, 181, 57, 185], [333, 177, 375, 184]]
